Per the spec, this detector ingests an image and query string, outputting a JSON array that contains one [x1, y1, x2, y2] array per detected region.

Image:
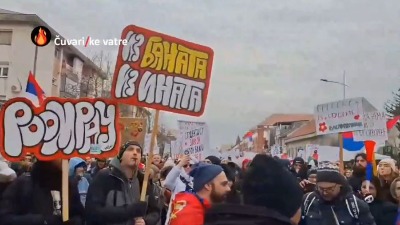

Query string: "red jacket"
[[169, 192, 210, 225]]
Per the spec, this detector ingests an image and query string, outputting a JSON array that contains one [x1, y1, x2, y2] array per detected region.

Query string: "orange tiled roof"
[[243, 114, 314, 138], [260, 114, 314, 126], [286, 120, 316, 139]]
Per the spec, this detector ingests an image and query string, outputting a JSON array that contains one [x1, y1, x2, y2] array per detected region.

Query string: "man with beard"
[[169, 163, 230, 225], [85, 141, 159, 225], [300, 163, 375, 225], [348, 153, 367, 195]]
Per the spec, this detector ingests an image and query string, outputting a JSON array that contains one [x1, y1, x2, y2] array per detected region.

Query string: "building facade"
[[0, 8, 107, 103]]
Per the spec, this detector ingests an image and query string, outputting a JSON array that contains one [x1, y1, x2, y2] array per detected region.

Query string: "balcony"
[[59, 75, 80, 99]]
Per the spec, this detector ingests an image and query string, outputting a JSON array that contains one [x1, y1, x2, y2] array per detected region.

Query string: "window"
[[0, 62, 9, 78], [0, 31, 12, 45]]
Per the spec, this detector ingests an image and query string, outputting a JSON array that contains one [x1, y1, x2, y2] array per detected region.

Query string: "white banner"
[[305, 144, 319, 164], [178, 120, 210, 161], [314, 97, 365, 135], [353, 111, 388, 142]]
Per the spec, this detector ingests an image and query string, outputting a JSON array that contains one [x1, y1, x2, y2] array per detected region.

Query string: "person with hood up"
[[169, 163, 230, 225], [163, 154, 195, 225], [204, 154, 304, 225], [85, 141, 159, 225], [360, 176, 397, 225], [300, 163, 375, 225], [348, 153, 367, 194], [0, 159, 85, 225], [69, 157, 90, 207]]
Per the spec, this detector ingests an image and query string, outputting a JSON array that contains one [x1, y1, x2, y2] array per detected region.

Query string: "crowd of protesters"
[[0, 141, 400, 225]]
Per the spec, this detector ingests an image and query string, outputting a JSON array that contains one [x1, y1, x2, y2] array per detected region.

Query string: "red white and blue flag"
[[25, 71, 46, 106]]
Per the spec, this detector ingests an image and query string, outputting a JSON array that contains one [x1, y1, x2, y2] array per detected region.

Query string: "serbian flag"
[[244, 131, 253, 142], [25, 71, 46, 106], [342, 132, 365, 151]]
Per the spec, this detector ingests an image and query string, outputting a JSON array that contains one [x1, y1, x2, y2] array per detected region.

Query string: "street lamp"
[[320, 71, 349, 100]]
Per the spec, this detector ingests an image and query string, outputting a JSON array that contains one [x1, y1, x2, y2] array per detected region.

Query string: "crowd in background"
[[0, 142, 399, 225]]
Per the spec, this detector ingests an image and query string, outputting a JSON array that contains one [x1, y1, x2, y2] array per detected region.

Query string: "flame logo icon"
[[31, 26, 51, 47], [35, 28, 47, 46]]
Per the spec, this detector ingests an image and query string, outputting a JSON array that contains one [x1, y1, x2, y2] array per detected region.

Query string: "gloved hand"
[[44, 215, 63, 225], [128, 201, 148, 218]]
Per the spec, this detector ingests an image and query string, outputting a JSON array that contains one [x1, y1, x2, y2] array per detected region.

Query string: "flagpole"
[[33, 45, 38, 77]]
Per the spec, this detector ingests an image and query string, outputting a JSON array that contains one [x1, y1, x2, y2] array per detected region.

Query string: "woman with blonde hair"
[[377, 158, 399, 203]]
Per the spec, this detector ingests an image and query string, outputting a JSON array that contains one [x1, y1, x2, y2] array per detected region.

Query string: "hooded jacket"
[[204, 203, 293, 225], [0, 161, 84, 225], [300, 184, 375, 225], [85, 157, 160, 225], [69, 158, 90, 207]]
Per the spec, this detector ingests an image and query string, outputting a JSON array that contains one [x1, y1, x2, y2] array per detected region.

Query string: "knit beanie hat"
[[316, 163, 347, 185], [205, 156, 221, 165], [189, 163, 223, 192], [378, 158, 397, 173], [118, 141, 142, 160], [242, 154, 303, 218]]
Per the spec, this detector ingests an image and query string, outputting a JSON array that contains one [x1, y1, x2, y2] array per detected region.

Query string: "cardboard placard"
[[119, 117, 147, 147], [0, 97, 121, 161], [112, 25, 214, 117]]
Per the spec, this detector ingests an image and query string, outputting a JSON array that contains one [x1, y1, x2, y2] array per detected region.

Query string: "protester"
[[220, 163, 241, 204], [300, 163, 375, 225], [344, 168, 352, 179], [159, 165, 173, 225], [291, 157, 308, 181], [0, 158, 16, 198], [204, 156, 221, 165], [377, 158, 399, 204], [204, 154, 304, 225], [152, 154, 164, 170], [163, 154, 194, 225], [302, 169, 317, 193], [69, 157, 90, 207], [348, 153, 367, 194], [85, 141, 159, 225], [360, 177, 397, 225], [0, 159, 85, 225], [241, 159, 251, 171], [169, 163, 230, 225], [90, 158, 108, 178]]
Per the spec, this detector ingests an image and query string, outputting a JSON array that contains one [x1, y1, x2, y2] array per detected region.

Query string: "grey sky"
[[2, 0, 400, 148]]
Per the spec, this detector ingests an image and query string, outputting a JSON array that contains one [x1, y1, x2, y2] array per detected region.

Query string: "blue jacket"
[[69, 157, 90, 207]]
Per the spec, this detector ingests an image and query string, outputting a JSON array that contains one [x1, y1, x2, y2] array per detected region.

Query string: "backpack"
[[302, 192, 360, 224]]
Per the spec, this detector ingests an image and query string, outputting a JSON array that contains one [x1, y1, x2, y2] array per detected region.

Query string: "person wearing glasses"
[[300, 164, 375, 225]]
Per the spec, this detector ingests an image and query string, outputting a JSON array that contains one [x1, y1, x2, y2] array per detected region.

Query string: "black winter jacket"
[[205, 203, 294, 225], [0, 162, 85, 225], [300, 186, 376, 225], [85, 158, 160, 225]]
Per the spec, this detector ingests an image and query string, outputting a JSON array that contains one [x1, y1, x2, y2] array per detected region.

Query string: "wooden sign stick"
[[62, 159, 69, 222], [140, 110, 160, 201]]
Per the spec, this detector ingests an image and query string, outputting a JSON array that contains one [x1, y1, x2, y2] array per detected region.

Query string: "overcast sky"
[[2, 0, 400, 148]]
